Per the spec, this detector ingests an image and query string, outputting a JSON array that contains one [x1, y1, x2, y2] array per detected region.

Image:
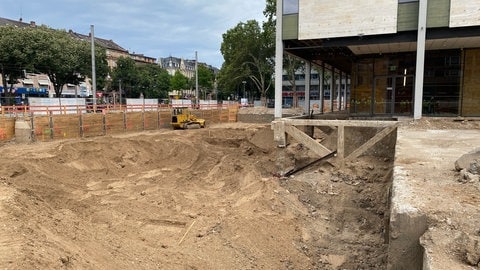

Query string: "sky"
[[0, 0, 267, 68]]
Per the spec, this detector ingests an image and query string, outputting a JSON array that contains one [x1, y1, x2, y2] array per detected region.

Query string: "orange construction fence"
[[0, 104, 239, 142]]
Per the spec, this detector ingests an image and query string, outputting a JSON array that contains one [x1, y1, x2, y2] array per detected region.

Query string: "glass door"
[[374, 75, 413, 116], [394, 74, 414, 115]]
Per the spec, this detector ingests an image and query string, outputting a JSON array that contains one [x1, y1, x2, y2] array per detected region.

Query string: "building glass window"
[[423, 50, 461, 116], [284, 0, 299, 14]]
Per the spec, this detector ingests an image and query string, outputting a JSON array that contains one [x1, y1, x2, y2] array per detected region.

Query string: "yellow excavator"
[[171, 107, 206, 129]]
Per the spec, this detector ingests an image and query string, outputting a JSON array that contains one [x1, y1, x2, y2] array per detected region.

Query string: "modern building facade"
[[276, 0, 480, 118]]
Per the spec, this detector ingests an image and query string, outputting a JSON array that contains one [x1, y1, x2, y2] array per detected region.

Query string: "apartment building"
[[277, 0, 480, 118], [158, 56, 219, 80], [159, 56, 196, 78], [69, 30, 131, 69], [0, 17, 157, 102]]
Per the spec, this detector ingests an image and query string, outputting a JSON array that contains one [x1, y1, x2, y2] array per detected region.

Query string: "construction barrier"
[[0, 115, 15, 141], [0, 104, 239, 142]]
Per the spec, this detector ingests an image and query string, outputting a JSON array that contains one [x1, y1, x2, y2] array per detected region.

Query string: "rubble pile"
[[455, 148, 480, 183]]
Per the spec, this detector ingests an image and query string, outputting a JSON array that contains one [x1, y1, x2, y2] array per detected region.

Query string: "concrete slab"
[[389, 128, 480, 269]]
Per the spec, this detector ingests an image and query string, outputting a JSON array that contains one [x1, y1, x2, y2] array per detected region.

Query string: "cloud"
[[0, 0, 266, 68]]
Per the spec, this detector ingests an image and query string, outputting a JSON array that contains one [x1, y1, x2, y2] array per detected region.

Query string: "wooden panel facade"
[[283, 14, 299, 40], [397, 2, 419, 31], [398, 0, 450, 32], [462, 49, 480, 116]]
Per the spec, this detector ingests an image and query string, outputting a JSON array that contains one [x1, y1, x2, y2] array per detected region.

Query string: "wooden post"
[[337, 125, 345, 159]]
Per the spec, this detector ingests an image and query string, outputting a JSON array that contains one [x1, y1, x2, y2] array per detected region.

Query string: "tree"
[[91, 48, 110, 93], [31, 27, 107, 98], [0, 25, 108, 102], [170, 71, 189, 91], [0, 26, 36, 103], [284, 54, 304, 108], [112, 57, 172, 100], [264, 0, 305, 108], [111, 57, 138, 99], [197, 65, 215, 99], [137, 64, 170, 99], [218, 19, 274, 105]]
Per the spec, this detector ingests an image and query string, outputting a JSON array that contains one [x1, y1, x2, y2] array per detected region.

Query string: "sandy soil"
[[394, 119, 480, 269], [0, 122, 394, 270], [1, 116, 478, 270]]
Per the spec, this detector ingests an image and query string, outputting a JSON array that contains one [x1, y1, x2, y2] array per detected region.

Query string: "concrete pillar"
[[274, 0, 284, 119], [304, 61, 311, 115], [304, 61, 314, 137], [414, 0, 428, 119], [338, 71, 343, 111], [320, 63, 325, 113], [272, 120, 286, 147], [15, 118, 32, 143], [345, 75, 350, 110], [330, 67, 335, 112]]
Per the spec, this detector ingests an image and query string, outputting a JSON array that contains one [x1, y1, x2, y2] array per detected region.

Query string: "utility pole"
[[91, 25, 97, 111], [119, 79, 122, 108], [195, 51, 199, 108]]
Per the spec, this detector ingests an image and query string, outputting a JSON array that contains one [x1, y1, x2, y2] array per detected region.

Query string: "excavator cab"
[[171, 107, 206, 129]]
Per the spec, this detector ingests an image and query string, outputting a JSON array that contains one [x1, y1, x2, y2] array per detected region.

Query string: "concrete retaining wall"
[[387, 167, 428, 269]]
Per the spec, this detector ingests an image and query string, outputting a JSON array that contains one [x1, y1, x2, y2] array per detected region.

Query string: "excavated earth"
[[0, 122, 395, 269], [0, 118, 478, 270]]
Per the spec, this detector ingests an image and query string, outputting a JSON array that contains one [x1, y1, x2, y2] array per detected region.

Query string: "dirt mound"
[[0, 123, 392, 269]]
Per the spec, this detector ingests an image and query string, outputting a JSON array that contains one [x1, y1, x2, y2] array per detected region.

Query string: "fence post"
[[79, 113, 84, 138], [123, 110, 127, 132], [30, 116, 35, 142], [49, 111, 54, 140], [102, 113, 107, 135]]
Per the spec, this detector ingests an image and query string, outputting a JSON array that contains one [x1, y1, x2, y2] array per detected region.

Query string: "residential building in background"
[[158, 56, 219, 79], [159, 56, 196, 78], [278, 0, 480, 118], [0, 16, 159, 103], [68, 30, 131, 69]]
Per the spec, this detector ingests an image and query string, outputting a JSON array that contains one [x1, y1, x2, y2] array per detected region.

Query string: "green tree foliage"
[[0, 26, 37, 96], [197, 65, 215, 99], [112, 57, 171, 100], [264, 0, 276, 22], [264, 0, 305, 108], [111, 57, 138, 98], [218, 19, 274, 104], [0, 25, 109, 99], [137, 64, 171, 99], [198, 65, 214, 90], [170, 71, 189, 91], [285, 55, 304, 108]]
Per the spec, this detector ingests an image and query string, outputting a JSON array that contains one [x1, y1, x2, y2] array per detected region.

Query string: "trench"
[[275, 123, 425, 269]]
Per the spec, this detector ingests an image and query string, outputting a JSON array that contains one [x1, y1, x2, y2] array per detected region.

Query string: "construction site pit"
[[0, 120, 428, 269]]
